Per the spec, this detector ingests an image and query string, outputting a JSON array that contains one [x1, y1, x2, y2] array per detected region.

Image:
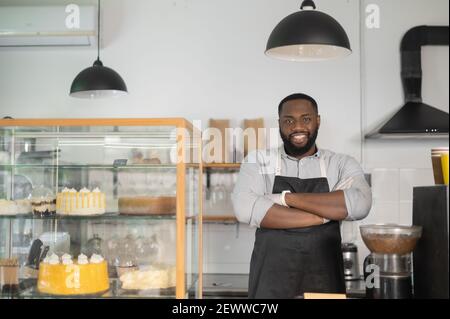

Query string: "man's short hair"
[[278, 93, 319, 116]]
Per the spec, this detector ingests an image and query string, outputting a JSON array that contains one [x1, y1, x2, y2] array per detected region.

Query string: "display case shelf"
[[0, 213, 180, 221], [1, 277, 199, 299], [203, 163, 241, 169], [202, 215, 237, 223], [0, 164, 178, 169]]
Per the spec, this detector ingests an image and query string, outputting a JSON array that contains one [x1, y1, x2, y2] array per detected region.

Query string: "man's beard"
[[280, 128, 319, 157]]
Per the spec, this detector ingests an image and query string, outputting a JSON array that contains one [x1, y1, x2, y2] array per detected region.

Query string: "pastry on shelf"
[[116, 263, 139, 277], [0, 200, 18, 216], [0, 199, 32, 216], [141, 158, 162, 165], [130, 157, 162, 165], [31, 197, 56, 217], [37, 253, 109, 296], [118, 196, 176, 215], [0, 258, 19, 292], [130, 148, 162, 165], [31, 186, 56, 217], [56, 187, 106, 216], [119, 264, 176, 291], [15, 199, 32, 214]]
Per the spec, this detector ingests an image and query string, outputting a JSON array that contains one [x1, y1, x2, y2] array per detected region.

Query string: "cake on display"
[[37, 253, 109, 296], [0, 199, 32, 216], [0, 258, 19, 292], [119, 264, 176, 290], [56, 188, 106, 216], [15, 199, 32, 214], [31, 197, 56, 217], [118, 196, 176, 215], [31, 186, 56, 217], [0, 200, 18, 215]]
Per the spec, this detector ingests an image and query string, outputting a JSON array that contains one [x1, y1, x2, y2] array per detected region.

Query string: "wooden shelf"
[[203, 163, 241, 169], [202, 215, 237, 222]]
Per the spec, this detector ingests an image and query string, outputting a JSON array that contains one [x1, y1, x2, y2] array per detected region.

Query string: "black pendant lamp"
[[266, 0, 352, 62], [70, 0, 127, 98]]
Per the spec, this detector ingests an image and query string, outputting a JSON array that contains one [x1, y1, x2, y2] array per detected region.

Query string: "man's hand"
[[266, 192, 328, 224], [265, 194, 284, 206], [265, 191, 291, 207]]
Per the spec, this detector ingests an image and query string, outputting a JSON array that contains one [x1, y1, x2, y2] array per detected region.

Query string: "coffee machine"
[[360, 224, 422, 299]]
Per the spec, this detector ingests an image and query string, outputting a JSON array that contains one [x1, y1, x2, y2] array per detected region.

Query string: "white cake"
[[0, 199, 32, 215], [15, 199, 32, 214], [0, 200, 17, 215], [56, 188, 106, 216], [119, 264, 176, 290]]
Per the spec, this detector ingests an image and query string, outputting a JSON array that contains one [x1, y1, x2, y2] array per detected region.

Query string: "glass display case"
[[0, 118, 203, 299]]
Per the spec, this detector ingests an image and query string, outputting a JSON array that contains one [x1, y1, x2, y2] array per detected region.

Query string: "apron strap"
[[276, 148, 282, 176], [319, 156, 327, 178]]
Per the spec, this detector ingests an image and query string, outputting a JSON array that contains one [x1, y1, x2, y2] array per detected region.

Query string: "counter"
[[202, 274, 366, 299]]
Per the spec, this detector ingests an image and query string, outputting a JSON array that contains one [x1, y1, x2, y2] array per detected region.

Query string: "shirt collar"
[[280, 144, 321, 161]]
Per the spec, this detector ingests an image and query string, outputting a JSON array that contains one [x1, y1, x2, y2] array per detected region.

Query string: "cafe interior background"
[[0, 0, 448, 298]]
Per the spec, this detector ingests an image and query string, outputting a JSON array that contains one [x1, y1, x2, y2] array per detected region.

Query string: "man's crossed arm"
[[261, 191, 347, 229]]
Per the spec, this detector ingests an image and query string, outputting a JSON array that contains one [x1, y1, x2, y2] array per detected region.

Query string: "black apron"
[[248, 155, 345, 299]]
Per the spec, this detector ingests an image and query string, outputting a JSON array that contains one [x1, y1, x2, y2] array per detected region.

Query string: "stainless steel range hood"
[[366, 26, 449, 139]]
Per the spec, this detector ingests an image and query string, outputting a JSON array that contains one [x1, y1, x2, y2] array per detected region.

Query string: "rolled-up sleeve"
[[231, 152, 273, 227], [336, 156, 372, 221], [343, 175, 372, 221]]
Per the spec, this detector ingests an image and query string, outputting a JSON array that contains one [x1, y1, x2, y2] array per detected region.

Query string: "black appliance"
[[413, 185, 449, 299]]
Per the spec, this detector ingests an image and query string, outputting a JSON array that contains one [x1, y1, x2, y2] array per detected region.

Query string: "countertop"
[[202, 274, 367, 299], [202, 274, 248, 298]]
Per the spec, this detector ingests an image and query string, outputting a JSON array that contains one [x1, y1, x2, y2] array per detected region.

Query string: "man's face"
[[278, 99, 320, 157]]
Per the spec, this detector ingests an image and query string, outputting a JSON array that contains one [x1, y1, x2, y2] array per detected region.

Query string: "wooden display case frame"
[[0, 118, 203, 299]]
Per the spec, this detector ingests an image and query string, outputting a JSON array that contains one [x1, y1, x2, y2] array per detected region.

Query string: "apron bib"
[[248, 149, 345, 299]]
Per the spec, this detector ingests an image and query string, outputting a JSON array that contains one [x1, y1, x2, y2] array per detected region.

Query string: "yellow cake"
[[56, 188, 106, 215], [38, 253, 109, 296]]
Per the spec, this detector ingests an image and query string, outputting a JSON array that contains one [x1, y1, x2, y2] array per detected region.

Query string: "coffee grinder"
[[342, 243, 360, 281], [360, 224, 422, 299]]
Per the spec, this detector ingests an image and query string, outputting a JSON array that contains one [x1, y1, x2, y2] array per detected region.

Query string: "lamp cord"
[[97, 0, 100, 61]]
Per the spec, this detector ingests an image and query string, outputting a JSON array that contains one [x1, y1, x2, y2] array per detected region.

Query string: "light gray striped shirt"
[[231, 146, 372, 228]]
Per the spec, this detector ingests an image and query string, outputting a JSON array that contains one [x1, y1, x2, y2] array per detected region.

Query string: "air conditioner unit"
[[0, 5, 96, 47]]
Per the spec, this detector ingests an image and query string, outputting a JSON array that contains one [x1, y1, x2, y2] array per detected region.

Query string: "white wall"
[[0, 0, 448, 275], [0, 0, 362, 160]]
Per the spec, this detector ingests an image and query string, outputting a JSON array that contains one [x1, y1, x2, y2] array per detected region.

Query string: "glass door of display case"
[[0, 119, 202, 299]]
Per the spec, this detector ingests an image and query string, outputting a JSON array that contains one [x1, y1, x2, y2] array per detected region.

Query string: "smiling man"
[[232, 93, 372, 299]]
